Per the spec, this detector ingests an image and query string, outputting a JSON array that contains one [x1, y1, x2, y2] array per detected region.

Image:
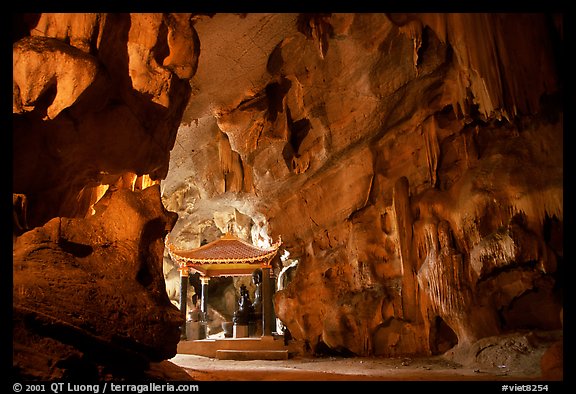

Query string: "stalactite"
[[470, 228, 517, 278], [218, 131, 244, 193], [392, 176, 418, 322], [396, 18, 422, 73], [417, 221, 473, 343], [408, 13, 559, 119], [13, 193, 29, 234], [422, 117, 440, 188]]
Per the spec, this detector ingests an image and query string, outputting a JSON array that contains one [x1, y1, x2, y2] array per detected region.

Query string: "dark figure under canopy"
[[233, 284, 254, 326]]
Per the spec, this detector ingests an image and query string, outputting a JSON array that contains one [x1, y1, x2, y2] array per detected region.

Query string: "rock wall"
[[12, 13, 199, 379], [267, 14, 563, 356], [13, 13, 197, 230], [13, 185, 184, 379], [12, 12, 563, 377]]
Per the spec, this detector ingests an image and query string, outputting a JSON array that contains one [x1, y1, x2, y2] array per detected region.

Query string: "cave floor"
[[169, 353, 545, 382]]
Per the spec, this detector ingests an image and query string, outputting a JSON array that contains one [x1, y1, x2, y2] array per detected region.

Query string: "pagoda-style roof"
[[167, 233, 281, 277]]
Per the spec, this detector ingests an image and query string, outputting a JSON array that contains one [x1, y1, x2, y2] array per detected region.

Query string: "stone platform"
[[177, 335, 290, 360]]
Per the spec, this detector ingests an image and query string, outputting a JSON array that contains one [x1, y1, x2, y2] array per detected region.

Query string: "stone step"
[[216, 349, 289, 361], [177, 335, 289, 358]]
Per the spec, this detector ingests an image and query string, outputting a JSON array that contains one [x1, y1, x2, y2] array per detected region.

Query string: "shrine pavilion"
[[167, 232, 282, 339]]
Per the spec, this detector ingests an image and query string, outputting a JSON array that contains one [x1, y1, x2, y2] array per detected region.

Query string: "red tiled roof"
[[168, 233, 281, 264]]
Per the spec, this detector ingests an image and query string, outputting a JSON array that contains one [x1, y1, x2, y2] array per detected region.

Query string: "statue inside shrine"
[[251, 268, 263, 314], [233, 284, 254, 326], [232, 270, 267, 337]]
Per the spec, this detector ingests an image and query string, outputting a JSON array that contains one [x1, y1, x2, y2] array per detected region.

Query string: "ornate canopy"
[[167, 233, 281, 277]]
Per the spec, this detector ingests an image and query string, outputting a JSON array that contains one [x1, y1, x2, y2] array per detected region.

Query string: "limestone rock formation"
[[13, 185, 185, 380], [12, 12, 563, 379], [12, 13, 199, 379], [13, 13, 196, 230]]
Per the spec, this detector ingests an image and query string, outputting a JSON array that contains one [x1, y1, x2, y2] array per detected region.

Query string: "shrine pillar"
[[179, 268, 188, 339], [269, 271, 277, 332], [200, 276, 210, 322], [262, 266, 273, 336]]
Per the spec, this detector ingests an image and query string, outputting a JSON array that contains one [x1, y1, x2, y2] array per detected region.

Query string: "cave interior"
[[11, 12, 563, 381]]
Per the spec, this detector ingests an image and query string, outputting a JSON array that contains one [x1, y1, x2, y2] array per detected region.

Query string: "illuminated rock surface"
[[12, 13, 562, 380]]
